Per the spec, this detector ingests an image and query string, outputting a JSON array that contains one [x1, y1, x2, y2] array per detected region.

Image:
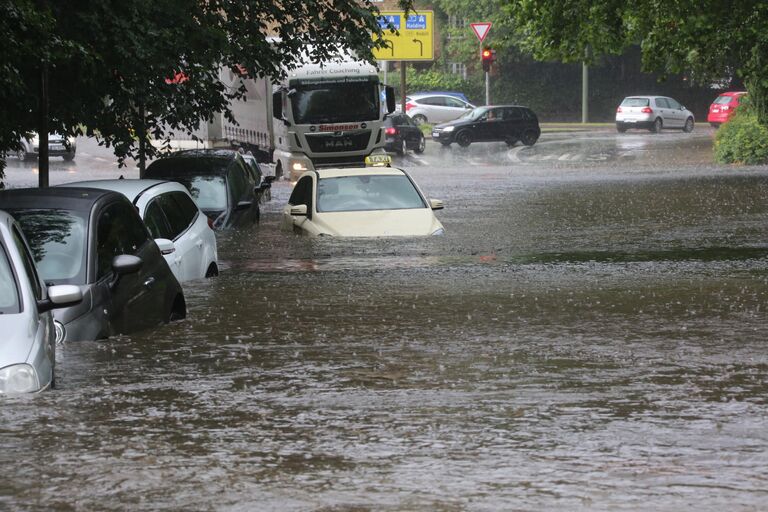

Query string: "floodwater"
[[2, 130, 768, 511]]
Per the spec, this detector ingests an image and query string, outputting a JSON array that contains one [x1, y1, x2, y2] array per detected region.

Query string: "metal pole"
[[400, 61, 406, 112], [38, 63, 49, 188], [582, 46, 589, 123], [485, 71, 490, 106]]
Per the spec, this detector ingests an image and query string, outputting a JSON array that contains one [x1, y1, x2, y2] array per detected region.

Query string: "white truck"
[[161, 53, 395, 182]]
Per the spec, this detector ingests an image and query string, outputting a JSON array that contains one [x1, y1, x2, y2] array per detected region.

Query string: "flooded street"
[[3, 129, 768, 510]]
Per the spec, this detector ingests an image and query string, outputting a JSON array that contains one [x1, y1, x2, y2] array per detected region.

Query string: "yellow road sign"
[[373, 11, 434, 61]]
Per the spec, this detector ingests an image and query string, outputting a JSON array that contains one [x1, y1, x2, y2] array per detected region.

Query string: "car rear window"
[[713, 95, 737, 104], [0, 243, 20, 313], [621, 97, 650, 107]]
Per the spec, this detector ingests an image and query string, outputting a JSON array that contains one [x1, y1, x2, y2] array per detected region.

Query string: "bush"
[[714, 105, 768, 165]]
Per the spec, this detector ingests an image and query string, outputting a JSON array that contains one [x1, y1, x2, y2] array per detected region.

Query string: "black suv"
[[431, 105, 540, 148]]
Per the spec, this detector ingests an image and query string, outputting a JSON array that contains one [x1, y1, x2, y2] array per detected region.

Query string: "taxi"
[[282, 156, 445, 237]]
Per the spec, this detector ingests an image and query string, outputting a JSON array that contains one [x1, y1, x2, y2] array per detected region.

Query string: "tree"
[[0, 0, 414, 184], [503, 0, 768, 123]]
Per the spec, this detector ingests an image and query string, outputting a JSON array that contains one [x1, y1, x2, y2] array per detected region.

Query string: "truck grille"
[[305, 131, 371, 153]]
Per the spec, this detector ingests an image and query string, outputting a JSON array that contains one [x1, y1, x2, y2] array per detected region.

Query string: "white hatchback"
[[283, 166, 445, 237], [59, 180, 218, 283], [402, 93, 475, 125], [615, 96, 695, 133]]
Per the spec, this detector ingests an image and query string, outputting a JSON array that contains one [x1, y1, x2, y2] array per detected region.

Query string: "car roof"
[[0, 186, 123, 212], [145, 149, 239, 177], [314, 167, 408, 179], [57, 179, 185, 202], [410, 91, 470, 100], [717, 91, 747, 96]]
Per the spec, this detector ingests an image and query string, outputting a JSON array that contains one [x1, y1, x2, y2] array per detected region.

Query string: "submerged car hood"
[[0, 315, 37, 366], [314, 209, 443, 237]]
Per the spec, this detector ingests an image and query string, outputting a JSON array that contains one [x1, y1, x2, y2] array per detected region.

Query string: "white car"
[[615, 96, 695, 133], [0, 210, 82, 394], [59, 180, 218, 282], [401, 93, 475, 125], [283, 166, 445, 237], [17, 132, 77, 161]]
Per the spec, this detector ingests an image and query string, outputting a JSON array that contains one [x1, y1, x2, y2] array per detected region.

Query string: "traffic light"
[[481, 47, 495, 72]]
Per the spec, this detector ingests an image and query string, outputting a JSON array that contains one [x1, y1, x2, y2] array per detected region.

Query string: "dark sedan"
[[431, 105, 541, 148], [145, 149, 264, 229], [0, 187, 186, 341], [384, 114, 426, 155]]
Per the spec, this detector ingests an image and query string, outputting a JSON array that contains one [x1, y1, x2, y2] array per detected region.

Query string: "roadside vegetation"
[[715, 100, 768, 165]]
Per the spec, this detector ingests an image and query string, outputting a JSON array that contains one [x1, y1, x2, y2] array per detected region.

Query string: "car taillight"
[[616, 106, 623, 113], [207, 216, 215, 230], [385, 127, 397, 135], [641, 107, 653, 113], [405, 102, 415, 112]]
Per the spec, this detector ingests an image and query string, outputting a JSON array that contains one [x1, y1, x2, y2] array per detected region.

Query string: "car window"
[[144, 200, 173, 240], [502, 108, 523, 120], [620, 97, 650, 107], [159, 192, 197, 240], [654, 98, 670, 108], [420, 97, 446, 106], [228, 165, 249, 202], [289, 176, 314, 208], [11, 226, 44, 301], [444, 97, 462, 108], [183, 176, 227, 211], [96, 201, 151, 280], [316, 174, 427, 212], [7, 208, 87, 285], [666, 97, 681, 109], [0, 242, 21, 313]]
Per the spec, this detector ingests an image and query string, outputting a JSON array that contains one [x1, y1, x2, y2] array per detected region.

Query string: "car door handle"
[[143, 277, 156, 289]]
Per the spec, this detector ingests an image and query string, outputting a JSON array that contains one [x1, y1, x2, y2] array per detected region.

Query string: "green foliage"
[[0, 0, 415, 183], [714, 105, 768, 165], [405, 67, 483, 103]]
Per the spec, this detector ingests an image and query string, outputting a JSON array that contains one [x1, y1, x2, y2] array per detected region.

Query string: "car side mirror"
[[110, 254, 143, 289], [155, 238, 175, 255], [38, 284, 83, 313], [429, 198, 444, 210], [290, 204, 308, 216]]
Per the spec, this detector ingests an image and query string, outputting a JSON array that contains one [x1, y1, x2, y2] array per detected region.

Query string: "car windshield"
[[316, 174, 427, 212], [290, 78, 380, 124], [460, 107, 490, 121], [5, 208, 87, 285], [177, 176, 228, 211], [0, 243, 20, 313], [621, 97, 650, 107]]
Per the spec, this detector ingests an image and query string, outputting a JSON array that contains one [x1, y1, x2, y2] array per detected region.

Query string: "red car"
[[707, 91, 747, 128]]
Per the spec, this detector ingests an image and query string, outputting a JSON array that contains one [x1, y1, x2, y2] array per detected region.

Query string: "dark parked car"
[[0, 187, 186, 342], [144, 149, 265, 229], [384, 114, 426, 155], [431, 105, 541, 148]]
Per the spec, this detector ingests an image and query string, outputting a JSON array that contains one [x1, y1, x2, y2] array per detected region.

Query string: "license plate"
[[432, 132, 439, 137], [50, 144, 63, 150]]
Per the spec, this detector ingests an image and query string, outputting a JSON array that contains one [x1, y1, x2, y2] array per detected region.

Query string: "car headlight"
[[292, 161, 309, 172], [0, 364, 40, 394], [431, 228, 445, 236], [54, 320, 66, 343], [443, 126, 455, 132]]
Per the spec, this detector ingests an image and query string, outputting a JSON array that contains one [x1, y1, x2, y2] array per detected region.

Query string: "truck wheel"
[[455, 130, 472, 147]]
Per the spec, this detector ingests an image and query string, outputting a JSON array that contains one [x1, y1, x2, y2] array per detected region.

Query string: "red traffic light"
[[482, 49, 492, 59], [481, 47, 494, 72]]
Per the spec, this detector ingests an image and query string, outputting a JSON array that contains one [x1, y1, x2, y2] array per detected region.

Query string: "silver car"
[[0, 210, 82, 394], [17, 132, 77, 161], [615, 96, 695, 133], [401, 93, 475, 125]]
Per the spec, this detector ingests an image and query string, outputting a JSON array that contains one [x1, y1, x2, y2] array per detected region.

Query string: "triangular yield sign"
[[470, 22, 492, 42]]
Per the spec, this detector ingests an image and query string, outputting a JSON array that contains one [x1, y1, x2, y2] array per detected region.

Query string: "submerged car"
[[17, 132, 76, 161], [384, 113, 426, 155], [0, 210, 82, 394], [707, 91, 747, 128], [58, 179, 219, 283], [283, 166, 445, 237], [615, 96, 695, 133], [144, 149, 265, 229], [0, 187, 186, 342], [432, 105, 540, 147]]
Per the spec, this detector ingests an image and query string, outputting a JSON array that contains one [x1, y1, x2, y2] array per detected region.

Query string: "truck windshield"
[[291, 80, 379, 124]]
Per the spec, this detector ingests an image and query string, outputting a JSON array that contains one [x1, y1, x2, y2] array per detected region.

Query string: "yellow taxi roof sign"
[[365, 154, 392, 167]]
